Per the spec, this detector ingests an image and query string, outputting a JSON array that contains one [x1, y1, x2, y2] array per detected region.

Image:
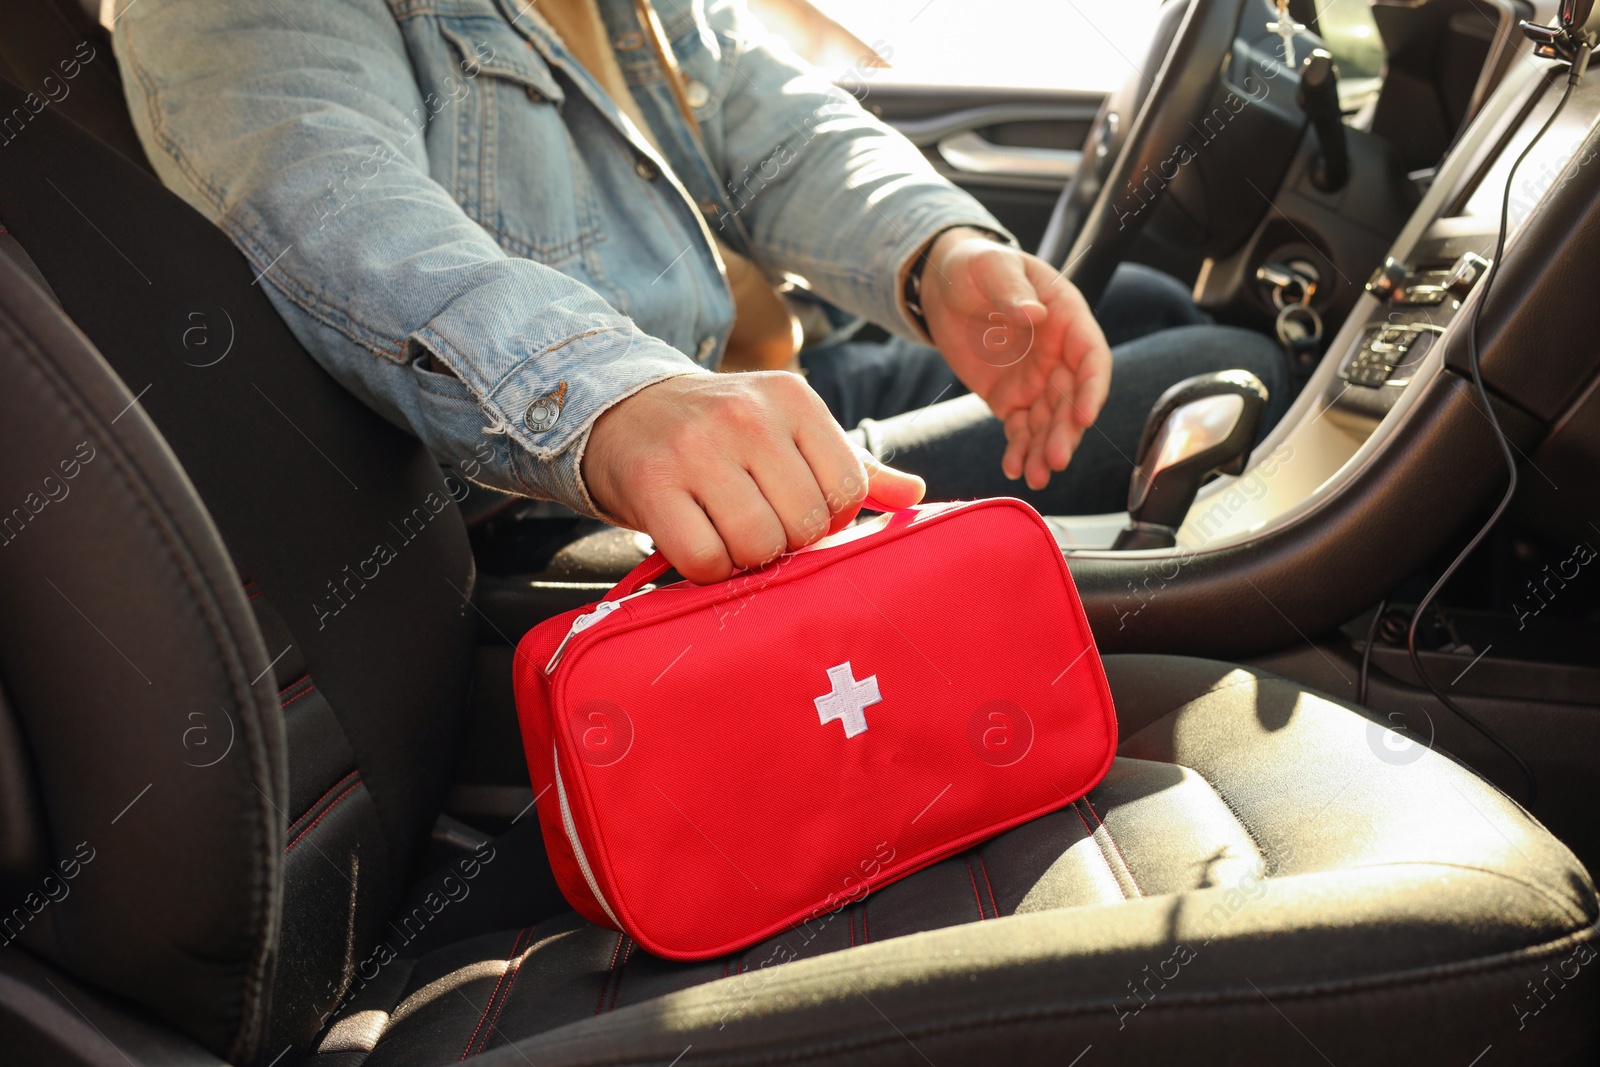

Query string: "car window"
[[1312, 0, 1385, 114], [748, 0, 1168, 92]]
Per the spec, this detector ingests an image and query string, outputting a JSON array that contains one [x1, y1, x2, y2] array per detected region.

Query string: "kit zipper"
[[544, 586, 656, 674], [552, 744, 622, 928]]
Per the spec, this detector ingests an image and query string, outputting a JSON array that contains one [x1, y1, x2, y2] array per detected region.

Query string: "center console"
[[1322, 64, 1600, 427], [1051, 48, 1600, 555]]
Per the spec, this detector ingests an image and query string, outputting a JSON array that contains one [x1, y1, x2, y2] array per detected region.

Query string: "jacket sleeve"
[[112, 0, 707, 515], [700, 0, 1017, 343]]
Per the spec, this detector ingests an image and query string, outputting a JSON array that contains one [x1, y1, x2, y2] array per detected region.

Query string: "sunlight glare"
[[807, 0, 1167, 92]]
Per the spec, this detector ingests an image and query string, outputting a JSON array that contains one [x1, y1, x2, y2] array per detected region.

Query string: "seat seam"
[[1169, 764, 1271, 874], [553, 927, 1599, 1067], [463, 928, 530, 1059], [966, 857, 992, 921], [279, 679, 320, 710], [482, 927, 535, 1049], [284, 779, 364, 853], [609, 939, 635, 1013], [1327, 859, 1595, 928], [277, 673, 312, 698], [246, 589, 399, 858], [963, 859, 988, 919], [286, 769, 360, 836], [1070, 802, 1127, 901], [461, 926, 532, 1060], [1080, 797, 1143, 898], [595, 933, 626, 1016]]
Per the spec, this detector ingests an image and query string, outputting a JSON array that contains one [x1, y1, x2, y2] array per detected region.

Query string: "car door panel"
[[849, 83, 1104, 250]]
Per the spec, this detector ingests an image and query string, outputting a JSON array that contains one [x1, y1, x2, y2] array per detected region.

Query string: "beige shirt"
[[537, 0, 803, 371]]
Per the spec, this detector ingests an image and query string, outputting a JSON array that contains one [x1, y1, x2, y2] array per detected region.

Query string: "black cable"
[[1357, 597, 1387, 707], [1404, 49, 1590, 803]]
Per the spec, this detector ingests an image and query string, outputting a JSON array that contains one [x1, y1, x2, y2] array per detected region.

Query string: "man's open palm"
[[920, 230, 1112, 490]]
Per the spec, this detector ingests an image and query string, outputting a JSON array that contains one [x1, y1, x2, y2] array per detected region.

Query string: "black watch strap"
[[902, 226, 1007, 337]]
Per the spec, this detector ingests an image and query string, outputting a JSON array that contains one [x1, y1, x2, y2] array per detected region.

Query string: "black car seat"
[[0, 66, 1597, 1067], [0, 0, 150, 171]]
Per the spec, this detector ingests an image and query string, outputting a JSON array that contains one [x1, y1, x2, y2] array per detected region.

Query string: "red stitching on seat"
[[594, 933, 625, 1016], [280, 680, 318, 709], [476, 928, 534, 1057], [461, 927, 532, 1060], [862, 902, 870, 944], [1071, 803, 1127, 900], [285, 770, 358, 837], [607, 939, 634, 1013], [284, 777, 362, 852], [1083, 796, 1143, 897], [976, 855, 1000, 918], [964, 858, 987, 919]]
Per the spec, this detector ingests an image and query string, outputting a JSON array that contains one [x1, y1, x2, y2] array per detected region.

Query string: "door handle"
[[935, 130, 1081, 182]]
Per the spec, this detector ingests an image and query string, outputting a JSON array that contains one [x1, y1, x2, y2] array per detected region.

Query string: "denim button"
[[525, 383, 567, 432], [684, 80, 710, 108], [635, 157, 659, 180]]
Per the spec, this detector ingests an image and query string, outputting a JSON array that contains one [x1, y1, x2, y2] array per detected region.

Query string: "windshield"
[[1314, 0, 1385, 115]]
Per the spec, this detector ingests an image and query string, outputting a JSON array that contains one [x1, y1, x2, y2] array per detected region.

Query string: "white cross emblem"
[[813, 661, 881, 739], [1267, 0, 1306, 68]]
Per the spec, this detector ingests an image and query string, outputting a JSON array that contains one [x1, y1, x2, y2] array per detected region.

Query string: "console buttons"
[[1366, 253, 1490, 306], [1390, 284, 1447, 306], [1365, 257, 1409, 301], [1444, 252, 1491, 299], [1342, 325, 1435, 387]]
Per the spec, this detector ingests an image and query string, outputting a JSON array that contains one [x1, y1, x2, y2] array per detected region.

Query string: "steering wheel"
[[1037, 0, 1257, 307]]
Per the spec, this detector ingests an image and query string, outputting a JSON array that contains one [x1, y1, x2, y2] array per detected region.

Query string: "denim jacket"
[[111, 0, 1007, 515]]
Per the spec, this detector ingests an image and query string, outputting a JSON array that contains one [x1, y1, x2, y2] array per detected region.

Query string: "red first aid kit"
[[513, 496, 1116, 960]]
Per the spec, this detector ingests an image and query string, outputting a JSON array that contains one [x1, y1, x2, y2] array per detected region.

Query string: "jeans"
[[803, 264, 1291, 516]]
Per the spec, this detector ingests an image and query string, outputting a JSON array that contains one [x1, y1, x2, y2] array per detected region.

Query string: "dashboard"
[[1327, 62, 1600, 424], [1053, 37, 1600, 553]]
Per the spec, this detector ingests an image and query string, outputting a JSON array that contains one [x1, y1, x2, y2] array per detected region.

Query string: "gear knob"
[[1112, 370, 1268, 550]]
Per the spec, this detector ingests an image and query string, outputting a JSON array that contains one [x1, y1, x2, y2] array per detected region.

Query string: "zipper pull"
[[543, 586, 655, 674]]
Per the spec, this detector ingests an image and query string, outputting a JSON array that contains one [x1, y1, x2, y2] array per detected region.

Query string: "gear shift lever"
[[1298, 49, 1350, 193], [1112, 371, 1269, 550]]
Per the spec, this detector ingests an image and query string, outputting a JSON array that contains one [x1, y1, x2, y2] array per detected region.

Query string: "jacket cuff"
[[412, 311, 710, 517], [531, 363, 712, 522]]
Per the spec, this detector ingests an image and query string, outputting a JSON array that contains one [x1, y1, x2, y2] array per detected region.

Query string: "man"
[[113, 0, 1287, 582]]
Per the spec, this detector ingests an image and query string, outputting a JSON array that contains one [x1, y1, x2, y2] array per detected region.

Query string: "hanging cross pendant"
[[1267, 0, 1305, 68]]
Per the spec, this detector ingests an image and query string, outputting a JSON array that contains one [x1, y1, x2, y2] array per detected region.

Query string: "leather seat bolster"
[[317, 656, 1600, 1066], [0, 251, 286, 1062], [1108, 656, 1592, 923], [379, 901, 1599, 1067]]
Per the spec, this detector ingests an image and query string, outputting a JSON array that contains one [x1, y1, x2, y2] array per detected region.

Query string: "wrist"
[[924, 226, 994, 277], [903, 226, 1008, 338]]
